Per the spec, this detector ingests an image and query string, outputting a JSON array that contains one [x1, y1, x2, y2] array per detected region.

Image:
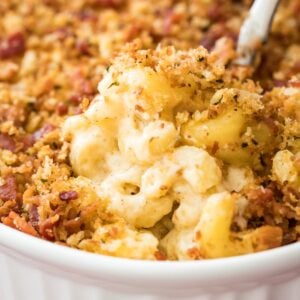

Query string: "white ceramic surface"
[[0, 223, 300, 300]]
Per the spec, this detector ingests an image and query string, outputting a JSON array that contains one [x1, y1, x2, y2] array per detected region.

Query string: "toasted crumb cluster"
[[0, 0, 299, 260]]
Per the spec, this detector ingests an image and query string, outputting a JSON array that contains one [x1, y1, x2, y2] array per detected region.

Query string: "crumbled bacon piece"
[[0, 105, 27, 126], [162, 9, 182, 36], [56, 102, 69, 116], [69, 93, 83, 105], [0, 32, 25, 59], [3, 211, 38, 237], [76, 40, 91, 55], [39, 215, 59, 241], [290, 80, 300, 88], [20, 134, 35, 150], [70, 70, 95, 98], [273, 79, 288, 87], [32, 123, 56, 142], [59, 190, 78, 201], [0, 176, 17, 201], [207, 3, 225, 22], [29, 205, 39, 227], [200, 24, 237, 51], [0, 133, 17, 152], [200, 27, 224, 51]]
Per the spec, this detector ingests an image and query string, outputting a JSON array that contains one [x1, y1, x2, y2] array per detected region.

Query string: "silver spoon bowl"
[[236, 0, 281, 65]]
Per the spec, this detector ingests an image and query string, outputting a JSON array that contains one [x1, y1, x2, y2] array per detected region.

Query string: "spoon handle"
[[236, 0, 281, 65]]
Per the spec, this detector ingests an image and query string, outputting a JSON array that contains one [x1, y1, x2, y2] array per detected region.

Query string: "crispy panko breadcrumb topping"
[[0, 0, 300, 260]]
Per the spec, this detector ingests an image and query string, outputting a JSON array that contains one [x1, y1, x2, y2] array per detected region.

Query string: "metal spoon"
[[236, 0, 281, 65]]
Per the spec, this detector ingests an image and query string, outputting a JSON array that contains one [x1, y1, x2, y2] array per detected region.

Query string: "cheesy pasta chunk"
[[63, 46, 283, 260]]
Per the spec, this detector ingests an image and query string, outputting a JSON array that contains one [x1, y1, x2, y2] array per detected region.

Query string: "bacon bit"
[[201, 30, 223, 51], [247, 187, 274, 203], [69, 93, 83, 105], [56, 102, 68, 116], [81, 81, 94, 95], [0, 32, 25, 59], [0, 176, 17, 201], [4, 211, 38, 237], [70, 92, 93, 106], [207, 3, 225, 22], [273, 79, 288, 87], [29, 205, 39, 227], [20, 134, 35, 150], [63, 218, 82, 234], [289, 80, 300, 88], [32, 123, 56, 142], [69, 70, 95, 101], [187, 247, 203, 259], [39, 215, 59, 241], [154, 251, 167, 261], [0, 105, 27, 126], [76, 40, 91, 55], [162, 9, 182, 36], [59, 190, 78, 202], [201, 24, 237, 51], [0, 133, 16, 152]]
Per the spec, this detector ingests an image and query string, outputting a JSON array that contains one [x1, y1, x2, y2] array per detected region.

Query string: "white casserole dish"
[[0, 223, 300, 300]]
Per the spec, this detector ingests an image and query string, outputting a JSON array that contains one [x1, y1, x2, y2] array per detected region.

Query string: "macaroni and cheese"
[[0, 0, 299, 260]]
